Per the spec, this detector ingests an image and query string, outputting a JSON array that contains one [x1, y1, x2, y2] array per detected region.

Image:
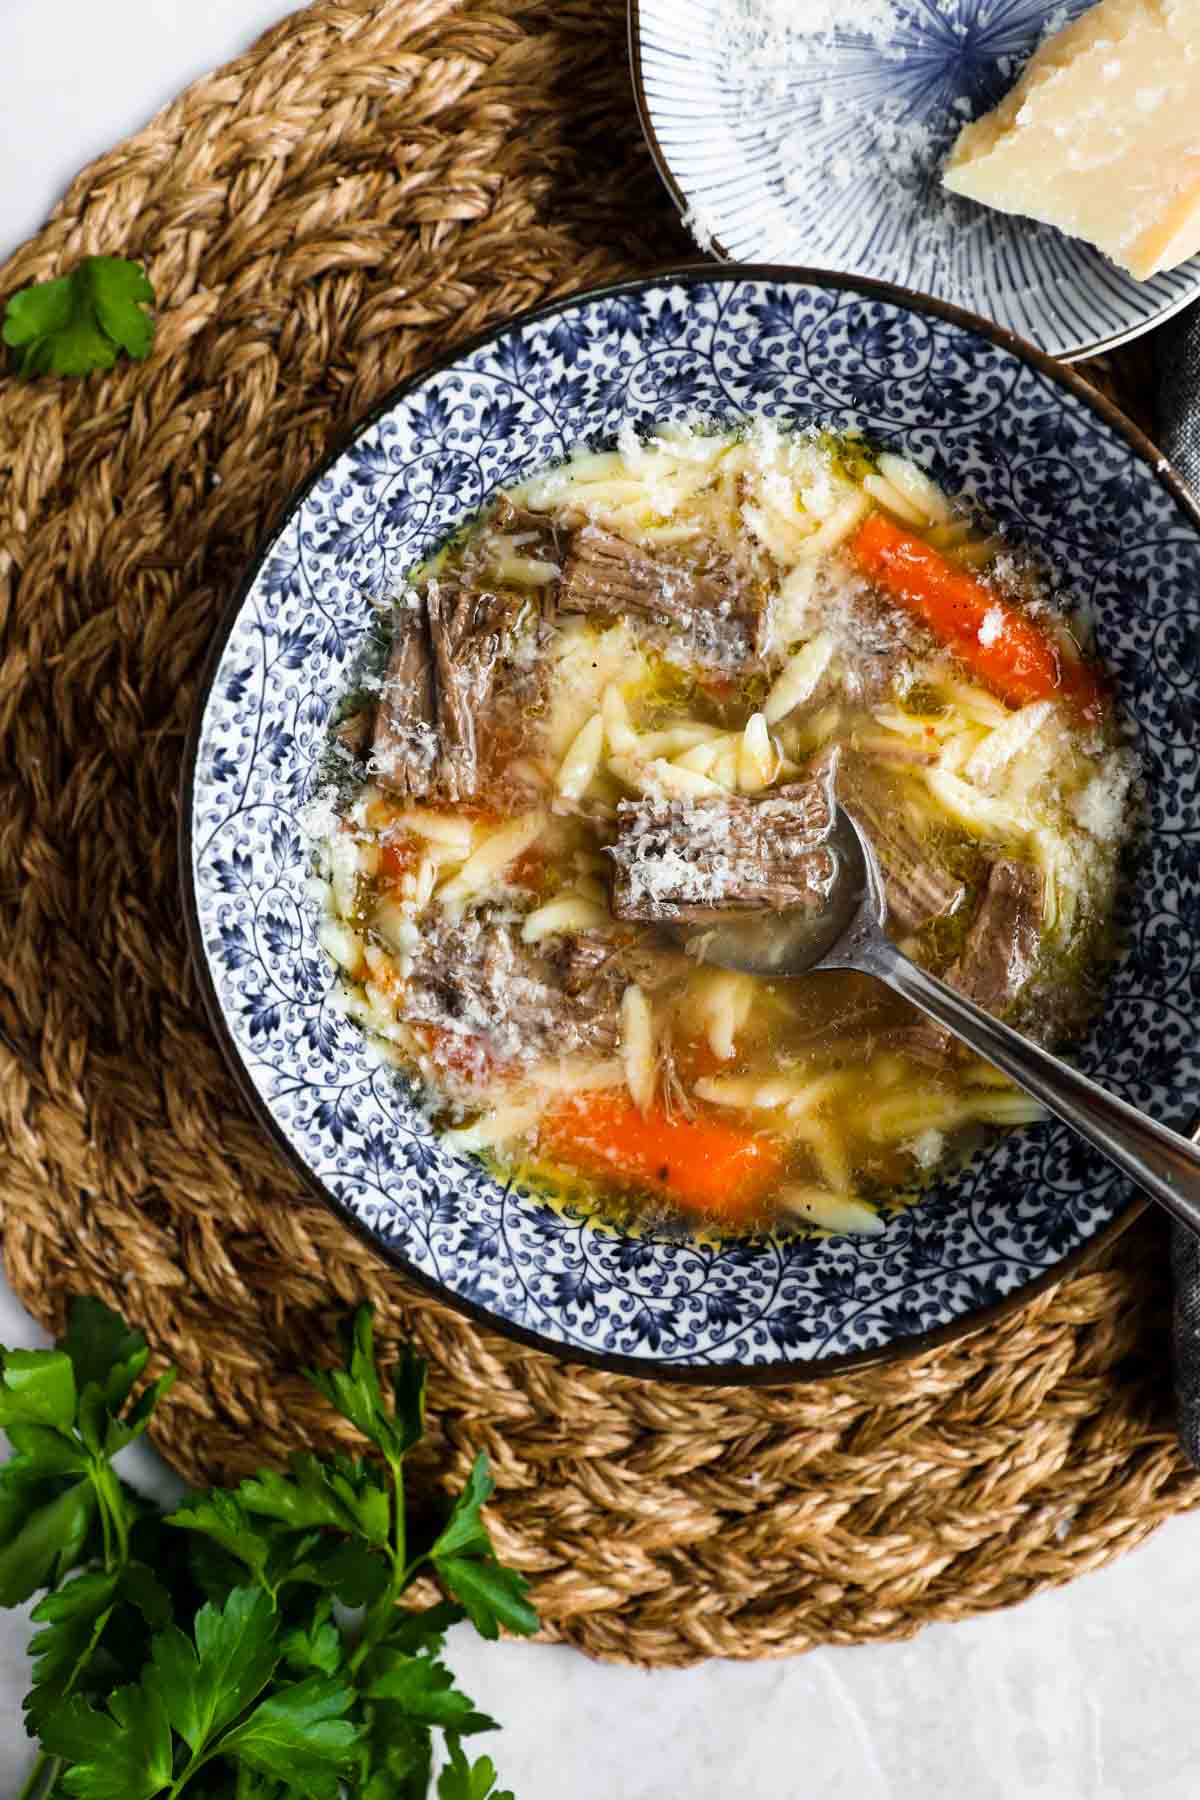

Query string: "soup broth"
[[309, 424, 1137, 1236]]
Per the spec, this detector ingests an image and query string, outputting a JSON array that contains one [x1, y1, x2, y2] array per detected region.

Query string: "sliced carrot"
[[539, 1092, 782, 1222], [851, 512, 1102, 713]]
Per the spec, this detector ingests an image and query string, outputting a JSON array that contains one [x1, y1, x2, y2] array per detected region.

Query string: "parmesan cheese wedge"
[[942, 0, 1200, 282]]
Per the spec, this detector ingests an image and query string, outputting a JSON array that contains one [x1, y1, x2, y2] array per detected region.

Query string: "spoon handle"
[[863, 937, 1200, 1236]]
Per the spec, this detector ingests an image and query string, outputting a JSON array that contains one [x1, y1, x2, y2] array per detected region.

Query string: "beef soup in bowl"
[[312, 424, 1133, 1241], [183, 269, 1200, 1379]]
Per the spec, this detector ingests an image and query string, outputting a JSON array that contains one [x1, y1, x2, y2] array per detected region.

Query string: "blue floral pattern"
[[187, 272, 1200, 1376]]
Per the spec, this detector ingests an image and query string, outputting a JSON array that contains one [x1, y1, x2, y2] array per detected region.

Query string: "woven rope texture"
[[0, 0, 1194, 1666]]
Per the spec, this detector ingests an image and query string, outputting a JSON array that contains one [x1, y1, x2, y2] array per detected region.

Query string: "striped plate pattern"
[[632, 0, 1200, 360]]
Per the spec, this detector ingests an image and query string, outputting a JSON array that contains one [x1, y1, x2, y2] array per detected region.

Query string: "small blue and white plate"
[[630, 0, 1200, 361], [183, 269, 1200, 1382]]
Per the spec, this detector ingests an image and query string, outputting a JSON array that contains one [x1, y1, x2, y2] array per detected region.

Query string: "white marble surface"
[[2, 3, 1198, 1794]]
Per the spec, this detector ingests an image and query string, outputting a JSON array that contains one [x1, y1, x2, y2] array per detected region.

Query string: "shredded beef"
[[559, 524, 762, 666], [607, 783, 835, 922], [371, 578, 520, 803]]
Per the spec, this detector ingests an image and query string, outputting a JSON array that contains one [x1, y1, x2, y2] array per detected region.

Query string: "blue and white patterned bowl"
[[183, 269, 1200, 1382], [630, 0, 1200, 361]]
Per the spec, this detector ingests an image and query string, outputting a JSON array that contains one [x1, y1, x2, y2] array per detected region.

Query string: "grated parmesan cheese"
[[907, 1127, 945, 1171], [696, 0, 986, 304], [299, 784, 343, 847], [1069, 751, 1138, 843], [978, 605, 1006, 648]]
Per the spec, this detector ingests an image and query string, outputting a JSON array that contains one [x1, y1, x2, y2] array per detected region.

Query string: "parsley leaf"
[[166, 1490, 279, 1585], [5, 1422, 89, 1476], [61, 1299, 150, 1411], [436, 1738, 516, 1800], [361, 1714, 433, 1800], [24, 1569, 119, 1731], [106, 1370, 177, 1454], [238, 1451, 390, 1546], [433, 1555, 538, 1644], [0, 1454, 63, 1542], [0, 1478, 96, 1606], [46, 1561, 176, 1712], [0, 1348, 77, 1431], [429, 1458, 494, 1564], [311, 1538, 392, 1608], [226, 1773, 282, 1800], [429, 1457, 537, 1642], [375, 1601, 467, 1660], [392, 1345, 428, 1456], [3, 257, 155, 377], [144, 1585, 279, 1752], [117, 1560, 173, 1632], [306, 1308, 406, 1466], [174, 1528, 248, 1609], [366, 1653, 498, 1734], [218, 1674, 362, 1800], [279, 1598, 343, 1677], [40, 1683, 174, 1800], [166, 1491, 333, 1595]]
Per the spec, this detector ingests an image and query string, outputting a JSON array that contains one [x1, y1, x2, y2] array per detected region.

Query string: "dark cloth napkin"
[[1155, 303, 1200, 1464], [1158, 304, 1200, 493]]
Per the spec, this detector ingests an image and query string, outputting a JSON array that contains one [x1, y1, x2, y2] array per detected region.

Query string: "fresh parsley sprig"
[[2, 1299, 535, 1800], [2, 257, 155, 377]]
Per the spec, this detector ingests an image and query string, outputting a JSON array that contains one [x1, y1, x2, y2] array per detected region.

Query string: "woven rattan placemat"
[[1, 0, 1196, 1666]]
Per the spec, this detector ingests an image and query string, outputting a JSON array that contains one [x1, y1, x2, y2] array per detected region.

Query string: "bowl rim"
[[624, 0, 1200, 364], [179, 261, 1198, 1386]]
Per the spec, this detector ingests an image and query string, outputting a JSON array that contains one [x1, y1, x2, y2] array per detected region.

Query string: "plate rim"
[[179, 261, 1200, 1386], [625, 0, 1200, 364]]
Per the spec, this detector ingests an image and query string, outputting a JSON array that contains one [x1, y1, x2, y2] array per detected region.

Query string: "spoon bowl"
[[673, 802, 1200, 1239], [670, 804, 877, 978]]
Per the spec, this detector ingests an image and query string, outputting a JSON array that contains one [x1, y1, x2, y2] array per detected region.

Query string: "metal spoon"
[[676, 803, 1200, 1237]]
